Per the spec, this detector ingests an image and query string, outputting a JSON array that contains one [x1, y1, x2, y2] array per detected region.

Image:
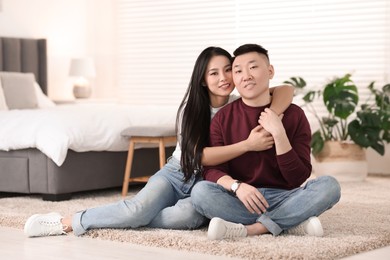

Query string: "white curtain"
[[115, 0, 390, 109]]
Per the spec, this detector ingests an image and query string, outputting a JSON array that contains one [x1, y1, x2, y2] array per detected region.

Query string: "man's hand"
[[259, 108, 285, 137], [259, 108, 292, 155], [245, 125, 274, 151], [236, 182, 269, 214]]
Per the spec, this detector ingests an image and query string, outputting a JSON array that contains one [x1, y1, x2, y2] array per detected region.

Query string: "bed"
[[0, 36, 176, 201]]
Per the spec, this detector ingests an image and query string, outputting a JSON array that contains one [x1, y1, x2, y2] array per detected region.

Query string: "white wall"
[[0, 0, 114, 100], [85, 0, 116, 99]]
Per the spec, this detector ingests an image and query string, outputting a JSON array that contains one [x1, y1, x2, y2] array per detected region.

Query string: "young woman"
[[24, 47, 294, 237]]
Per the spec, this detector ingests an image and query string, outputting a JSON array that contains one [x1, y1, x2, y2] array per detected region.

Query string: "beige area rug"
[[1, 176, 390, 260]]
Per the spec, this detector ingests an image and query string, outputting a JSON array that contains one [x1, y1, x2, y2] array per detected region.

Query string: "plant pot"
[[313, 141, 368, 182]]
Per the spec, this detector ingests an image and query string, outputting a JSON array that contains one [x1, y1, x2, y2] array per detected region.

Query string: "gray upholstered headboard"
[[0, 37, 47, 94]]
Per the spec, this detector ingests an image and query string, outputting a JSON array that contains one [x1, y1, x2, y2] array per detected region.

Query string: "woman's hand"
[[236, 182, 269, 214]]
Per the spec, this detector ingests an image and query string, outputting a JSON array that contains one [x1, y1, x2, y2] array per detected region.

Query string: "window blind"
[[115, 0, 237, 106], [115, 0, 390, 111]]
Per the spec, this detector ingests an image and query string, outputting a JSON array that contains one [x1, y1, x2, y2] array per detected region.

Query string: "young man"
[[191, 44, 341, 240]]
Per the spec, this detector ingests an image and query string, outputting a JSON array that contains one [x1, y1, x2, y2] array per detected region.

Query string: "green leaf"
[[302, 90, 317, 103], [322, 117, 338, 128], [311, 131, 324, 156], [370, 141, 385, 156], [283, 77, 306, 89], [323, 74, 358, 119], [348, 116, 383, 155]]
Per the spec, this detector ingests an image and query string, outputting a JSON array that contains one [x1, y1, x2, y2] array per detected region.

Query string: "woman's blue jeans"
[[72, 157, 207, 236], [191, 175, 341, 236]]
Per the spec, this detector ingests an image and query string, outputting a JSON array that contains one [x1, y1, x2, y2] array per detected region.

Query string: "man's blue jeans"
[[72, 157, 207, 236], [191, 176, 341, 236]]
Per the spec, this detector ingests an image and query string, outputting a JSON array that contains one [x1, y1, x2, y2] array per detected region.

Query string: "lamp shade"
[[69, 58, 96, 78]]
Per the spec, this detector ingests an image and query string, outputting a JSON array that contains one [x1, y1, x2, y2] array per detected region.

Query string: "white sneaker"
[[286, 216, 324, 237], [207, 217, 247, 240], [24, 212, 67, 237]]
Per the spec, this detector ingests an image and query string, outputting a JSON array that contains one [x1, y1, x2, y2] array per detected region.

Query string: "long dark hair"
[[176, 47, 232, 181]]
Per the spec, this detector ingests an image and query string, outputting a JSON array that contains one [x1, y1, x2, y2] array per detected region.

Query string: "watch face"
[[231, 182, 239, 192]]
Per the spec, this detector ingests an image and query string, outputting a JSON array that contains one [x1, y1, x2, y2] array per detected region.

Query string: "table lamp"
[[69, 58, 96, 98]]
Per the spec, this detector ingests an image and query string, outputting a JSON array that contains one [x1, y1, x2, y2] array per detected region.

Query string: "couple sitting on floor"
[[24, 43, 340, 240]]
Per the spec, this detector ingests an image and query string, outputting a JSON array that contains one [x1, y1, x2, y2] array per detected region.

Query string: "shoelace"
[[224, 225, 246, 238], [287, 223, 305, 235], [38, 219, 65, 236]]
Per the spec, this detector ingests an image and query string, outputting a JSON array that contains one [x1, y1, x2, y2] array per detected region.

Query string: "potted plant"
[[285, 74, 390, 181]]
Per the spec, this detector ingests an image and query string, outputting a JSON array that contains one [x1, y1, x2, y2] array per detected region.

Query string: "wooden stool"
[[120, 125, 177, 197]]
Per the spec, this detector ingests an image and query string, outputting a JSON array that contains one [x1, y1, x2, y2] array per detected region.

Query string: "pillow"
[[0, 72, 38, 109], [34, 82, 56, 108], [0, 79, 9, 110]]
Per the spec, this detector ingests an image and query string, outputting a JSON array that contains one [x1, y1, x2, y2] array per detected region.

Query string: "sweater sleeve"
[[276, 108, 312, 187]]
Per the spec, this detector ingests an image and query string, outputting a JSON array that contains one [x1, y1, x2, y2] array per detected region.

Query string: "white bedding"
[[0, 103, 178, 166]]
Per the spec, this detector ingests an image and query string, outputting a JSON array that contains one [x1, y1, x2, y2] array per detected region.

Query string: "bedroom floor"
[[0, 226, 389, 260]]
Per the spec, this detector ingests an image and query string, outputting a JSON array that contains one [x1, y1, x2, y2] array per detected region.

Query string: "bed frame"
[[0, 36, 174, 201]]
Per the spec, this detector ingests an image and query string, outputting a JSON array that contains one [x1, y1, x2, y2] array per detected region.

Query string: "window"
[[115, 0, 390, 109]]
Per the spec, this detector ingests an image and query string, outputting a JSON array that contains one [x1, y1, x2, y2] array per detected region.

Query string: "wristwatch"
[[231, 180, 242, 195]]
